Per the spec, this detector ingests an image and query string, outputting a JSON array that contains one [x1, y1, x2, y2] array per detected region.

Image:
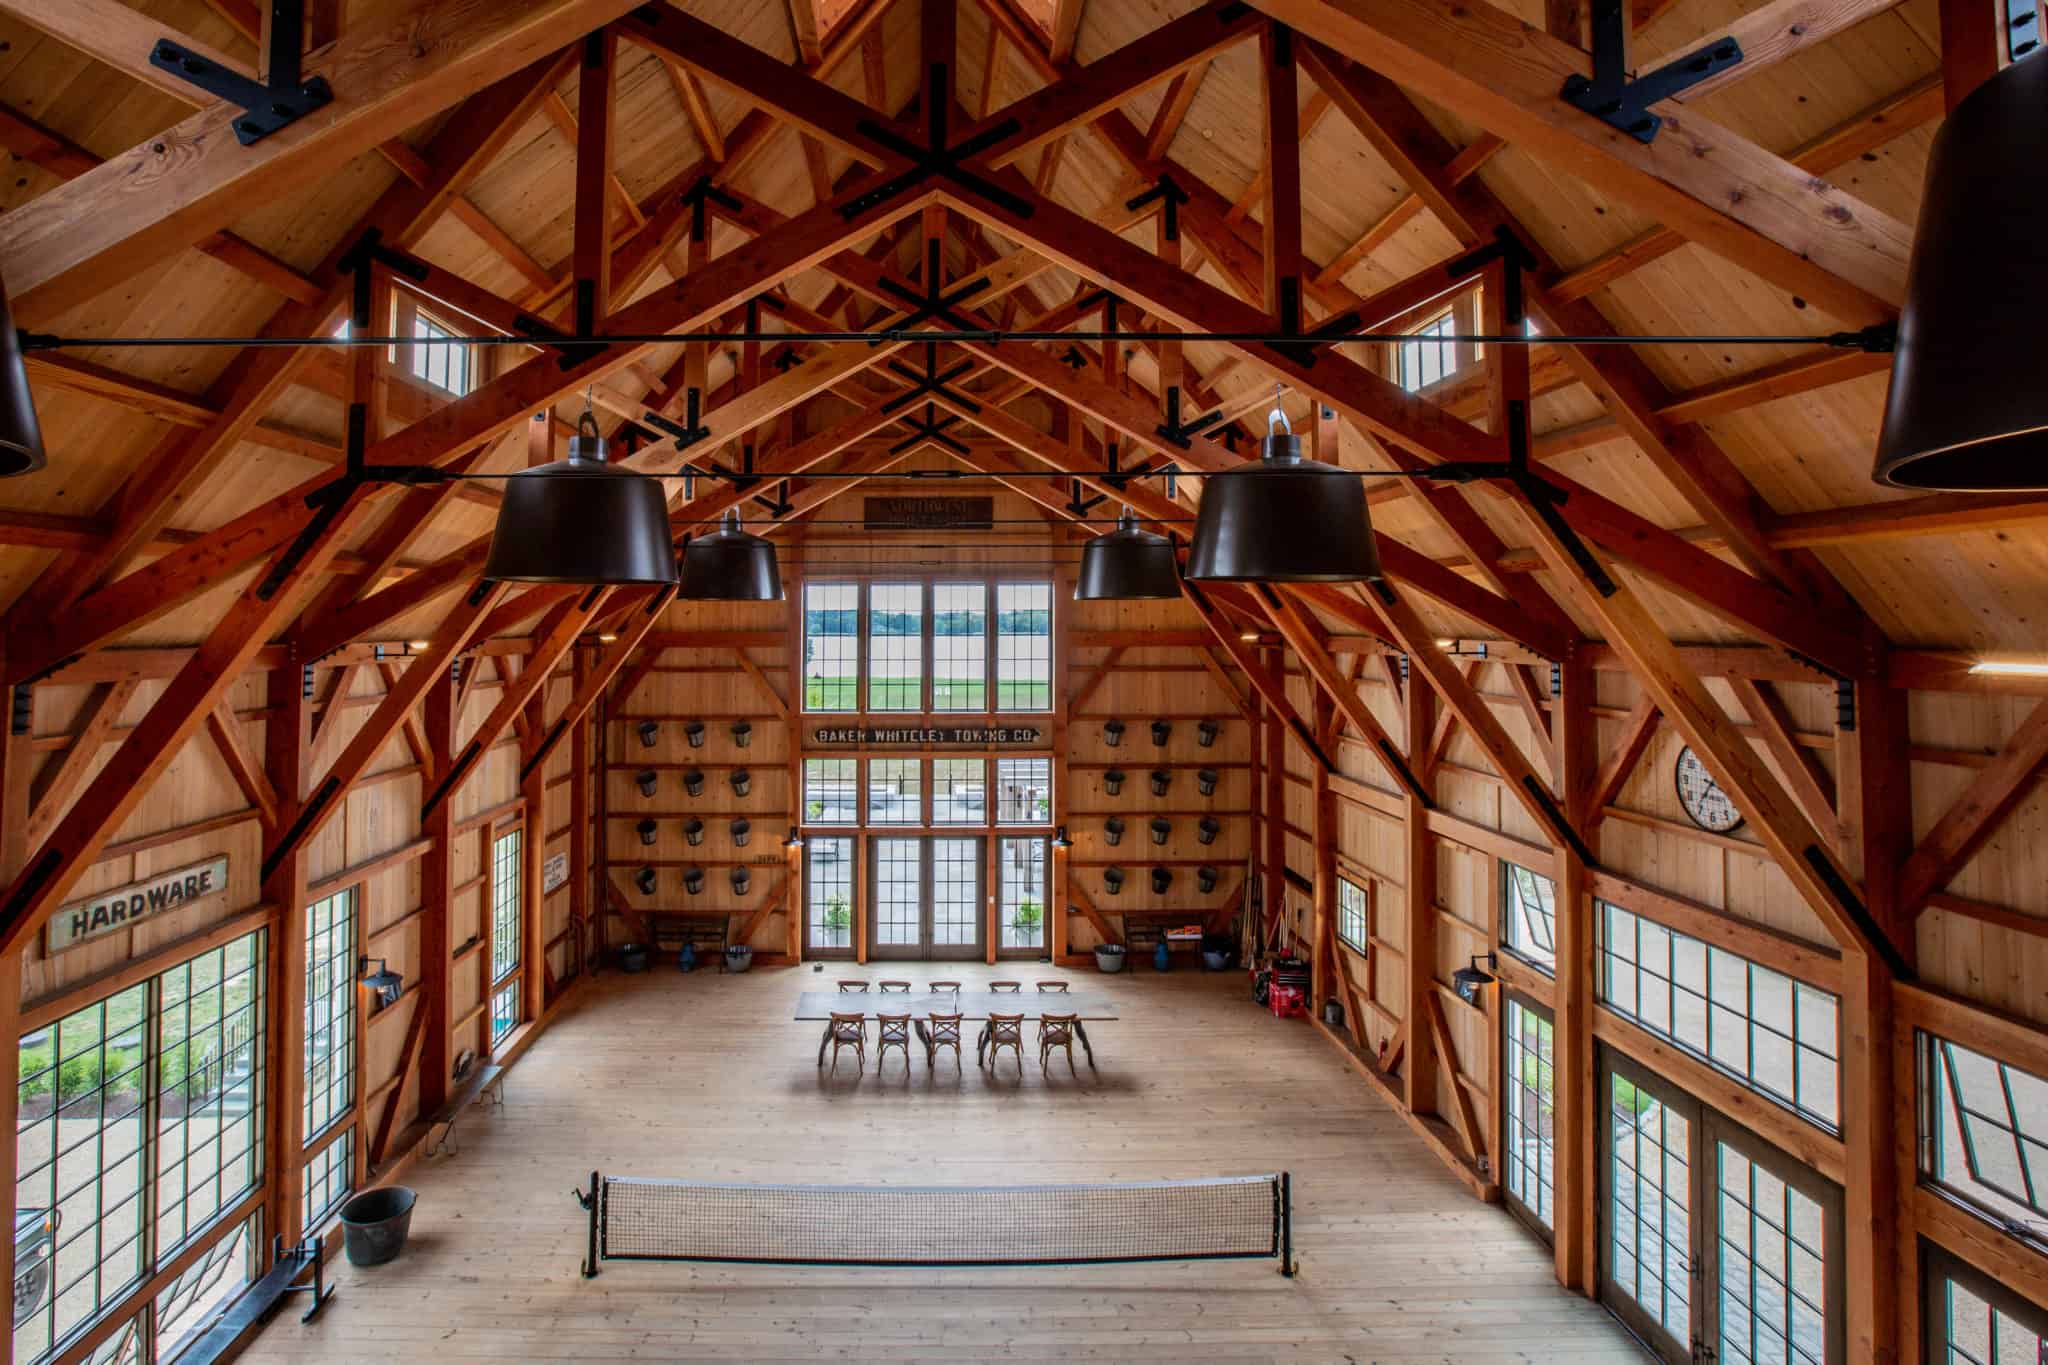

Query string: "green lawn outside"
[[802, 675, 1050, 712]]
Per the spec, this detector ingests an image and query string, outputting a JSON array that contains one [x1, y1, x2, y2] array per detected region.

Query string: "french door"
[[866, 836, 985, 959], [1599, 1049, 1845, 1364]]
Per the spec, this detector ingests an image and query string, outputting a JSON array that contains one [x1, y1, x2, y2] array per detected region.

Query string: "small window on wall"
[[411, 314, 472, 395], [995, 583, 1052, 711], [1397, 312, 1456, 392], [1501, 860, 1557, 973], [868, 582, 924, 711], [491, 828, 522, 987], [995, 757, 1051, 824], [803, 582, 860, 711], [1924, 1032, 2048, 1240], [931, 758, 985, 824], [1336, 876, 1368, 952], [303, 1131, 352, 1230], [867, 757, 922, 825], [304, 887, 356, 1141], [803, 758, 857, 824], [1503, 996, 1556, 1234], [932, 583, 988, 711]]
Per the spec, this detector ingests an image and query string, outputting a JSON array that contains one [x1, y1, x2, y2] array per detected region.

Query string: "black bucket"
[[731, 818, 752, 848], [1149, 769, 1171, 797], [339, 1186, 417, 1267], [637, 721, 660, 749], [1198, 816, 1221, 846], [1151, 867, 1172, 894], [1197, 769, 1219, 796], [1104, 818, 1125, 846], [684, 770, 706, 798], [636, 819, 658, 847], [1103, 867, 1124, 895], [685, 721, 706, 748], [1150, 719, 1172, 746], [732, 867, 752, 895], [1103, 769, 1126, 796], [1149, 817, 1171, 847], [1104, 720, 1125, 748], [683, 868, 705, 895], [1197, 865, 1219, 894], [1197, 720, 1220, 748], [731, 721, 753, 749], [619, 942, 650, 972], [634, 866, 657, 895], [635, 770, 658, 798], [731, 770, 752, 797], [684, 819, 705, 847]]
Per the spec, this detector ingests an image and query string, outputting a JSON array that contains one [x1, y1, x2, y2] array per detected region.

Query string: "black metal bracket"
[[839, 64, 1034, 220], [1559, 0, 1743, 144], [890, 405, 970, 456], [1155, 384, 1225, 450], [273, 1234, 334, 1323], [642, 388, 712, 453], [151, 2, 332, 145], [1835, 677, 1856, 733], [882, 339, 981, 415], [1125, 172, 1191, 242], [9, 683, 30, 736], [1819, 321, 1898, 353], [876, 242, 991, 341], [1059, 346, 1088, 370], [679, 174, 744, 244]]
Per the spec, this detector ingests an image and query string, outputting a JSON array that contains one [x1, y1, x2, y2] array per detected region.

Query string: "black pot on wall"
[[634, 866, 657, 895], [1103, 867, 1124, 895], [636, 819, 658, 847], [684, 819, 706, 847], [637, 721, 660, 749], [1103, 769, 1126, 796], [731, 770, 752, 797], [1150, 770, 1171, 797], [1151, 867, 1172, 895], [1149, 817, 1171, 847], [1150, 719, 1172, 747], [731, 818, 752, 848], [685, 720, 706, 748], [1197, 769, 1219, 797], [635, 770, 659, 798], [1197, 719, 1220, 748], [731, 867, 752, 895], [1197, 816, 1221, 846], [1104, 720, 1125, 748], [684, 770, 706, 798], [1197, 865, 1219, 894], [683, 867, 706, 895], [731, 721, 753, 749], [1104, 818, 1125, 847]]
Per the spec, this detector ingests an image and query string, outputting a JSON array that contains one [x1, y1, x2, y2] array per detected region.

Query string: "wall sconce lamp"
[[1051, 825, 1072, 849], [785, 824, 805, 849], [1453, 952, 1498, 1005], [358, 957, 403, 1009]]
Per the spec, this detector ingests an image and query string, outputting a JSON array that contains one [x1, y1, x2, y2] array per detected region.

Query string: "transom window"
[[1923, 1031, 2048, 1243], [14, 932, 265, 1365], [1501, 859, 1557, 973], [995, 757, 1052, 825], [800, 756, 1047, 828], [410, 313, 472, 395], [1598, 900, 1840, 1130], [803, 758, 858, 824], [801, 580, 1053, 713], [931, 759, 986, 824], [1336, 876, 1368, 953], [1397, 312, 1457, 392], [866, 757, 922, 825]]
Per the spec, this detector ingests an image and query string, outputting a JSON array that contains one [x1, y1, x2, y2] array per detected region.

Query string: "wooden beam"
[[1585, 695, 1659, 831], [1728, 676, 1839, 852], [204, 699, 280, 836], [573, 28, 620, 323], [1898, 696, 2048, 919], [25, 681, 141, 850]]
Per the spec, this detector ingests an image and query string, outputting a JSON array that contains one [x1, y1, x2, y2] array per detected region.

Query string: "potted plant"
[[807, 798, 825, 820], [1012, 898, 1043, 937], [822, 894, 851, 947]]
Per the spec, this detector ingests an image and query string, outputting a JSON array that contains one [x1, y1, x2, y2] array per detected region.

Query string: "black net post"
[[1278, 1172, 1295, 1277], [580, 1170, 601, 1278]]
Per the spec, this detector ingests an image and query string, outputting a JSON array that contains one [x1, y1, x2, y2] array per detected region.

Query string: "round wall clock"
[[1674, 746, 1743, 833]]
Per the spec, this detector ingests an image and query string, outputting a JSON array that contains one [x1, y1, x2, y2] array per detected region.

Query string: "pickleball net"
[[574, 1171, 1294, 1276]]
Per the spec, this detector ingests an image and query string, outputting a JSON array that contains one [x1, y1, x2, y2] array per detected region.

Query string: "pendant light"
[[679, 510, 783, 600], [1874, 52, 2048, 489], [1075, 508, 1181, 599], [1185, 394, 1380, 581], [0, 271, 46, 477], [483, 406, 678, 583]]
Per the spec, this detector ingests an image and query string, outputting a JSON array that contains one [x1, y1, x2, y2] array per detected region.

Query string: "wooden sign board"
[[47, 856, 230, 955], [811, 726, 1044, 745], [863, 496, 994, 530], [543, 851, 570, 895]]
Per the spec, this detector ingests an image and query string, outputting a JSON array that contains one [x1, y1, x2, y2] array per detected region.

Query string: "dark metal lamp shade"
[[1453, 952, 1498, 1004], [483, 424, 678, 583], [1076, 511, 1180, 599], [679, 511, 783, 600], [1876, 53, 2048, 490], [1185, 433, 1381, 581], [0, 273, 45, 478]]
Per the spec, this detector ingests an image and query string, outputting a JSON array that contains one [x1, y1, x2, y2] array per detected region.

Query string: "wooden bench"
[[1122, 912, 1208, 958], [177, 1235, 332, 1361], [424, 1063, 505, 1158]]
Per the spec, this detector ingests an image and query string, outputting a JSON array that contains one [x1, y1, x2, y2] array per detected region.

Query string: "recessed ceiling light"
[[1969, 660, 2048, 677], [598, 633, 619, 644], [1239, 632, 1259, 642], [406, 639, 429, 651]]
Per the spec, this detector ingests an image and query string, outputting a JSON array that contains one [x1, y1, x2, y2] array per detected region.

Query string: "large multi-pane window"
[[304, 888, 355, 1141], [998, 837, 1048, 951], [995, 583, 1053, 710], [1923, 1032, 2048, 1238], [931, 759, 985, 824], [806, 836, 855, 951], [866, 758, 922, 825], [1503, 997, 1555, 1234], [803, 758, 858, 824], [1598, 900, 1840, 1129], [1608, 1068, 1693, 1346], [490, 829, 522, 1043], [1397, 311, 1456, 391], [803, 582, 860, 710], [1716, 1140, 1829, 1364], [932, 583, 988, 710], [302, 1129, 352, 1230], [1501, 860, 1557, 973], [15, 932, 265, 1365], [151, 1213, 260, 1362], [867, 582, 924, 711], [1929, 1245, 2048, 1363], [1336, 876, 1368, 953], [995, 757, 1051, 824]]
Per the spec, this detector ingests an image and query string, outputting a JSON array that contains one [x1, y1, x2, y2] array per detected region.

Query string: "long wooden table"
[[794, 991, 1119, 1066]]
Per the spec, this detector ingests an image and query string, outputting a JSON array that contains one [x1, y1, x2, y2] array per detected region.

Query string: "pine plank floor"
[[246, 963, 1646, 1362]]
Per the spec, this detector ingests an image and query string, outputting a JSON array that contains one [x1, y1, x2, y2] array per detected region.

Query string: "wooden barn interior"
[[1, 0, 2046, 1359]]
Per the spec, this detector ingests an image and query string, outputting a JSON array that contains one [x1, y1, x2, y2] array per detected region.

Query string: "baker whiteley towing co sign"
[[47, 857, 230, 954], [812, 726, 1042, 744]]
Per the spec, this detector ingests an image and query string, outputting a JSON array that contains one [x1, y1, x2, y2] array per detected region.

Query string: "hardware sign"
[[47, 856, 231, 954]]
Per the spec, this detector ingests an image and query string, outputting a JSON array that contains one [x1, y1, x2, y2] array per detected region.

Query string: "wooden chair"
[[877, 980, 913, 993], [929, 981, 961, 997], [925, 1012, 963, 1069], [826, 1012, 867, 1072], [1034, 981, 1070, 994], [875, 1012, 913, 1071], [984, 1012, 1025, 1069], [989, 981, 1022, 993], [1038, 1012, 1078, 1071], [836, 980, 870, 993]]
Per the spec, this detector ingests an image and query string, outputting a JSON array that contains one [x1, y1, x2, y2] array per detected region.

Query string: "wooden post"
[[1261, 648, 1285, 950], [520, 658, 549, 1028], [1551, 647, 1599, 1293], [0, 675, 33, 1357], [1311, 689, 1337, 1016], [1051, 562, 1073, 962], [573, 27, 618, 329], [1402, 667, 1438, 1114], [419, 666, 457, 1117], [261, 664, 312, 1252], [569, 652, 592, 987]]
